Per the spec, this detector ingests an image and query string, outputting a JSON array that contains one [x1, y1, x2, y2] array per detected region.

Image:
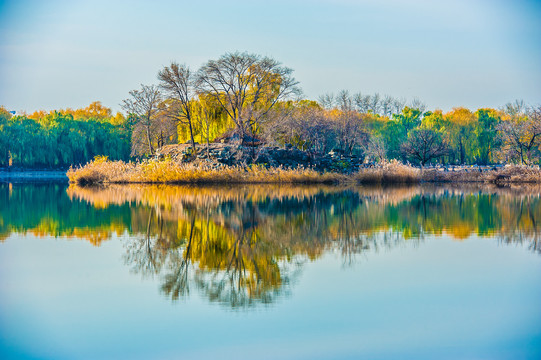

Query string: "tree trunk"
[[459, 139, 465, 164], [206, 120, 210, 158], [146, 125, 154, 155], [188, 121, 196, 151]]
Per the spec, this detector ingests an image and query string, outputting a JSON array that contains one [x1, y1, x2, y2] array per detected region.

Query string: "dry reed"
[[355, 160, 421, 184], [67, 157, 541, 186], [67, 157, 348, 185]]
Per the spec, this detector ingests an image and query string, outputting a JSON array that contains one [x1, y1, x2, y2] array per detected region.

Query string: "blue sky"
[[0, 0, 540, 113]]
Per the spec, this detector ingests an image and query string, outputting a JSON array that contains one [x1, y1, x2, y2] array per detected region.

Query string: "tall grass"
[[67, 157, 347, 185], [67, 157, 541, 185], [354, 160, 420, 184], [421, 165, 541, 183]]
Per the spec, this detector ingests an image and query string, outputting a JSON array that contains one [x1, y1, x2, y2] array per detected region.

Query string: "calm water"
[[1, 183, 540, 359]]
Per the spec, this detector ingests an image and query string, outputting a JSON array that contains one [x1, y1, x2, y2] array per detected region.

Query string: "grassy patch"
[[67, 158, 541, 186], [67, 157, 348, 185]]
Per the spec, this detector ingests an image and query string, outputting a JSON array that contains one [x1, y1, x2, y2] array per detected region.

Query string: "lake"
[[1, 183, 540, 359]]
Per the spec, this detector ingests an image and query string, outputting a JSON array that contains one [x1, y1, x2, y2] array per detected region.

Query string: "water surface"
[[1, 183, 540, 359]]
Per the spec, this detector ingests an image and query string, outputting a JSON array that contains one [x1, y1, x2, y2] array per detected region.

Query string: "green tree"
[[475, 108, 500, 164]]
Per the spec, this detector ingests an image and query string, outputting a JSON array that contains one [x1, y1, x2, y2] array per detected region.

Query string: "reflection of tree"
[[65, 184, 541, 307], [0, 183, 132, 245], [121, 188, 432, 306], [193, 227, 283, 307], [165, 202, 290, 307], [124, 207, 170, 277], [161, 216, 195, 300], [5, 183, 541, 307], [497, 195, 541, 254]]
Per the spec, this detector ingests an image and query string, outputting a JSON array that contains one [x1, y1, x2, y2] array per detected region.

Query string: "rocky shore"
[[156, 143, 364, 173]]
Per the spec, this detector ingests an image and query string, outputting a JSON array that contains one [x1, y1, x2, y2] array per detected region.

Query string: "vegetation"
[[66, 156, 350, 185], [67, 156, 541, 185], [2, 52, 541, 170], [0, 102, 130, 168]]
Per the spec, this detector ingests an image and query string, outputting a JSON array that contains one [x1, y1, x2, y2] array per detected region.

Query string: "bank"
[[65, 144, 541, 186]]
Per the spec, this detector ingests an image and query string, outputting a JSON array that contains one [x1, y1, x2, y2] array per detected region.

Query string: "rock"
[[154, 143, 364, 173]]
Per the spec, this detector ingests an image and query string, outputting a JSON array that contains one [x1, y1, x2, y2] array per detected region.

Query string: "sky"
[[0, 0, 540, 113]]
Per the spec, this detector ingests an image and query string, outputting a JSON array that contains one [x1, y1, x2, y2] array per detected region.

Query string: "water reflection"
[[1, 183, 540, 307]]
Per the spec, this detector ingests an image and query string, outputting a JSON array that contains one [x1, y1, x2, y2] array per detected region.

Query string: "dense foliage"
[[0, 102, 131, 168]]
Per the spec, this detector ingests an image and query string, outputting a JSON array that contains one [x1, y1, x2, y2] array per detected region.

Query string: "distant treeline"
[[0, 102, 131, 168], [2, 52, 541, 168]]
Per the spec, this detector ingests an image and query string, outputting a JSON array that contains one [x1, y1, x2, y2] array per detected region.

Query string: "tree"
[[363, 134, 387, 162], [497, 105, 541, 164], [394, 106, 422, 135], [381, 95, 394, 117], [504, 99, 526, 117], [196, 52, 301, 142], [318, 93, 335, 109], [369, 93, 381, 114], [409, 97, 427, 114], [192, 94, 223, 156], [63, 101, 112, 120], [475, 108, 500, 164], [0, 104, 131, 168], [444, 107, 478, 164], [122, 84, 162, 156], [158, 62, 197, 150], [401, 128, 448, 166], [261, 100, 332, 155], [353, 92, 371, 113], [0, 106, 12, 166], [392, 97, 407, 115], [330, 90, 367, 155]]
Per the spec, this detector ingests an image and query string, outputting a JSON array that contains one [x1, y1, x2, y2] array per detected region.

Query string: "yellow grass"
[[421, 164, 541, 183], [354, 160, 420, 184], [67, 157, 541, 186], [67, 157, 348, 185]]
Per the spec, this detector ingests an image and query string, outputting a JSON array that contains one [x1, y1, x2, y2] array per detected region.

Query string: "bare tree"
[[315, 90, 367, 154], [153, 108, 178, 149], [353, 92, 371, 113], [369, 93, 381, 114], [363, 135, 387, 162], [497, 105, 541, 164], [337, 90, 353, 111], [409, 97, 427, 114], [318, 93, 335, 109], [158, 62, 197, 150], [381, 95, 394, 117], [504, 99, 526, 117], [122, 84, 162, 156], [401, 128, 448, 166], [334, 90, 367, 155], [196, 52, 301, 142], [392, 97, 406, 115]]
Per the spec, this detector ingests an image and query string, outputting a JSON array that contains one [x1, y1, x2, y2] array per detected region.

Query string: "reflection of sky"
[[1, 234, 540, 359], [0, 0, 540, 112]]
